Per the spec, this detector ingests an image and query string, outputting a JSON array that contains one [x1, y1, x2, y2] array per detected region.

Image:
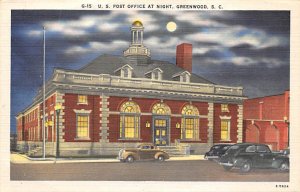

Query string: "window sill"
[[74, 137, 91, 141], [220, 140, 232, 142], [180, 139, 201, 142], [118, 139, 142, 141], [77, 103, 88, 105]]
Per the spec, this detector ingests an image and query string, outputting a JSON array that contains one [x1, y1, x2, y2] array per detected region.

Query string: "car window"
[[141, 145, 150, 149], [226, 145, 240, 155], [222, 146, 230, 150], [245, 145, 256, 153], [257, 145, 270, 153], [213, 145, 221, 149]]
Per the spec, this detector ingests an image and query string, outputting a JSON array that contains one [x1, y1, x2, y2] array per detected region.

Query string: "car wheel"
[[157, 155, 165, 162], [223, 166, 232, 171], [126, 155, 134, 163], [279, 162, 289, 172], [240, 161, 251, 173]]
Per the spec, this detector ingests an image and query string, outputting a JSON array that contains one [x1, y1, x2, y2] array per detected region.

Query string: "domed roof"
[[132, 20, 143, 27]]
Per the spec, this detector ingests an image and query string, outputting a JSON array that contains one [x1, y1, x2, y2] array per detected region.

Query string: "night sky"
[[11, 10, 290, 133]]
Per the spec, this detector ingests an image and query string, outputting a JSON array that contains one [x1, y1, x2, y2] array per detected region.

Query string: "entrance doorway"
[[153, 117, 169, 146]]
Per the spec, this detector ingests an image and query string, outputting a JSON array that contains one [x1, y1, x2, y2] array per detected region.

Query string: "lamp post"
[[55, 103, 62, 158]]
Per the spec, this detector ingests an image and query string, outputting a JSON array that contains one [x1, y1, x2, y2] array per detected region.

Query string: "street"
[[11, 160, 289, 181]]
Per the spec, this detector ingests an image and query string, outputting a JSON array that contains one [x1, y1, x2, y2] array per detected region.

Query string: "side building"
[[16, 21, 246, 157], [243, 91, 289, 151]]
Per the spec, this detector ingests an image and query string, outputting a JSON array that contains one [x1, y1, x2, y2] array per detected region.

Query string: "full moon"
[[166, 21, 177, 32]]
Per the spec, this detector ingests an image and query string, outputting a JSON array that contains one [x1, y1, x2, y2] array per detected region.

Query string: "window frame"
[[220, 119, 231, 141], [181, 105, 200, 141], [78, 95, 88, 105], [73, 109, 92, 140], [120, 66, 132, 78], [76, 114, 90, 139], [152, 103, 171, 115], [179, 72, 191, 83], [119, 101, 141, 140], [221, 104, 229, 112]]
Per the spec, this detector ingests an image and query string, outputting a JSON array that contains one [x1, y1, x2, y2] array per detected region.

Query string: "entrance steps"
[[158, 145, 189, 157], [27, 146, 43, 157]]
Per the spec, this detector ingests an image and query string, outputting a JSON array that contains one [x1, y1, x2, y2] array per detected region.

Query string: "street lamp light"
[[55, 103, 62, 158]]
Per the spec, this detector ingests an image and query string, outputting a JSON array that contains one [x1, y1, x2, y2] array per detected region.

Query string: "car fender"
[[155, 152, 169, 159], [233, 157, 250, 167], [272, 157, 289, 168], [123, 152, 139, 160]]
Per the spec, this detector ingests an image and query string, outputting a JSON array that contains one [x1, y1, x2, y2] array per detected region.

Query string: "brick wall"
[[244, 91, 289, 120], [213, 103, 238, 143], [243, 91, 289, 150], [63, 94, 100, 142]]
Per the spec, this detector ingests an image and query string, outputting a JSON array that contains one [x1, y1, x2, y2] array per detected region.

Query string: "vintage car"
[[204, 144, 232, 161], [219, 143, 289, 173], [118, 143, 170, 163]]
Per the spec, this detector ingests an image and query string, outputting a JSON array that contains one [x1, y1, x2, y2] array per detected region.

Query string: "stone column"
[[237, 104, 243, 143], [56, 92, 65, 143], [207, 102, 214, 146], [141, 31, 143, 44], [132, 30, 134, 44], [100, 94, 110, 143]]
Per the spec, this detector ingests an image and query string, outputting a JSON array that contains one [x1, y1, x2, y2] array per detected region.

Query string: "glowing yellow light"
[[166, 21, 177, 32]]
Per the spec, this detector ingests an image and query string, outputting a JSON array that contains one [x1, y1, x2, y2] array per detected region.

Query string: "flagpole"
[[43, 26, 46, 159]]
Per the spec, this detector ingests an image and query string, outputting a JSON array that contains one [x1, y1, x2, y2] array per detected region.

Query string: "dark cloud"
[[193, 59, 289, 98], [12, 10, 111, 24], [212, 11, 290, 36], [230, 44, 289, 61]]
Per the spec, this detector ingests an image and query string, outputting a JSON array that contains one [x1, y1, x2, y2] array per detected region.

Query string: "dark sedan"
[[219, 143, 289, 173], [204, 144, 232, 161]]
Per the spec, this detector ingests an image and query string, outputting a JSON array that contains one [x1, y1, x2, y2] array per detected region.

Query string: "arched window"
[[120, 101, 140, 139], [152, 103, 171, 115], [181, 104, 199, 140]]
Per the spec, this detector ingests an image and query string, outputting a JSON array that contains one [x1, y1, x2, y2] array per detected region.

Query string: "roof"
[[78, 54, 214, 84]]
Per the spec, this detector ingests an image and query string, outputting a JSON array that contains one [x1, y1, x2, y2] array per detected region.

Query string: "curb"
[[11, 154, 205, 164]]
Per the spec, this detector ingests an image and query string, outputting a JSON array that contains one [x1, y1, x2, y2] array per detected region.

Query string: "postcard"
[[0, 0, 300, 192]]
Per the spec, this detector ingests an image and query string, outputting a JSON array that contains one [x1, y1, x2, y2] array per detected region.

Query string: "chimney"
[[176, 43, 192, 72]]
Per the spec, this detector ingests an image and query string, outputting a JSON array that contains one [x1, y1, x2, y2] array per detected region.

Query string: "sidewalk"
[[10, 153, 205, 164]]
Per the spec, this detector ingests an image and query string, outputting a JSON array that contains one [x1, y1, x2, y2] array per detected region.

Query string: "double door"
[[153, 117, 169, 146]]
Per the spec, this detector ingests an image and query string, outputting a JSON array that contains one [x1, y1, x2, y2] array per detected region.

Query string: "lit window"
[[221, 119, 230, 141], [120, 101, 140, 139], [155, 119, 167, 127], [152, 103, 171, 115], [221, 104, 229, 112], [181, 104, 199, 140], [77, 115, 89, 138], [78, 95, 88, 104]]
